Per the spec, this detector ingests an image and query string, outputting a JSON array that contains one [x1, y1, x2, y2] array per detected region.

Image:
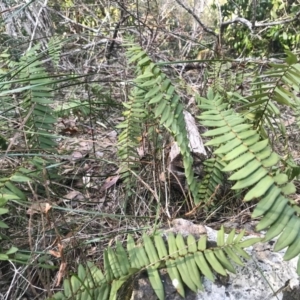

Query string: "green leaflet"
[[256, 196, 288, 231], [283, 231, 300, 260], [147, 268, 164, 300], [217, 226, 225, 247], [185, 254, 204, 290], [239, 238, 262, 248], [203, 126, 232, 136], [204, 250, 227, 276], [229, 160, 261, 180], [215, 139, 242, 154], [281, 182, 296, 195], [223, 144, 248, 161], [243, 176, 274, 200], [274, 216, 300, 252], [223, 153, 255, 172], [205, 132, 236, 145], [10, 174, 31, 182], [223, 246, 244, 266], [160, 104, 171, 124], [232, 168, 268, 189], [263, 206, 294, 241], [149, 93, 164, 104], [166, 260, 185, 297], [175, 256, 198, 292]]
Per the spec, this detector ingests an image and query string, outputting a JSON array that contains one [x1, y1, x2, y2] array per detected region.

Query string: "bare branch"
[[221, 17, 253, 32], [174, 0, 218, 38], [255, 10, 300, 27], [221, 11, 300, 31]]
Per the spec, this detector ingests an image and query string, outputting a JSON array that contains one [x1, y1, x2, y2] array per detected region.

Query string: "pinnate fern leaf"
[[198, 89, 300, 265], [21, 46, 57, 150], [51, 228, 261, 300], [197, 158, 224, 205], [118, 44, 200, 203]]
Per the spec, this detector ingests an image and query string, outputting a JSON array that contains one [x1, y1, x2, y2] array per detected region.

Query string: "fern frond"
[[47, 36, 63, 69], [51, 228, 261, 300], [118, 44, 200, 202], [240, 51, 300, 137], [197, 158, 224, 205], [18, 45, 57, 150], [197, 89, 300, 264], [117, 88, 148, 197]]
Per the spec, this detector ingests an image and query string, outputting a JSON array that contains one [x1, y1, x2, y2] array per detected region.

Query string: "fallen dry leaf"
[[78, 141, 92, 151], [136, 144, 145, 158], [159, 172, 166, 182], [168, 218, 207, 238], [107, 130, 117, 138], [100, 175, 120, 192], [83, 174, 92, 188], [48, 242, 64, 259], [87, 246, 97, 256], [71, 151, 85, 160], [26, 202, 52, 215], [49, 243, 66, 286], [61, 167, 74, 175], [55, 261, 67, 286], [48, 250, 61, 258], [63, 190, 83, 200]]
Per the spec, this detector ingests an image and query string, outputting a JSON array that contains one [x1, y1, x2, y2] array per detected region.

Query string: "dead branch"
[[174, 0, 218, 38], [221, 11, 300, 31]]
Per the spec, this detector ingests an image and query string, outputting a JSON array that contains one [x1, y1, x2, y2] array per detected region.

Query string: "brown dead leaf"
[[49, 243, 66, 286], [159, 172, 166, 182], [26, 202, 52, 215], [71, 151, 85, 160], [170, 218, 207, 238], [107, 130, 117, 139], [55, 261, 67, 286], [78, 141, 92, 151], [63, 190, 83, 200], [137, 145, 145, 158], [61, 167, 74, 175], [100, 175, 120, 192], [87, 246, 97, 256], [48, 250, 61, 258], [95, 151, 104, 158], [83, 174, 92, 188], [48, 243, 64, 259]]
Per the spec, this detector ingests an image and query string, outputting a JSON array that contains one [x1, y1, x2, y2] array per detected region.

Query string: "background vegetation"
[[0, 0, 299, 299]]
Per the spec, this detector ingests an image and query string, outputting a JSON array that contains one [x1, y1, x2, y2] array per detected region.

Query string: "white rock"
[[196, 227, 300, 300]]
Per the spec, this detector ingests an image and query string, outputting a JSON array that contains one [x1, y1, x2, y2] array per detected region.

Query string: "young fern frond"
[[19, 45, 57, 150], [118, 44, 200, 202], [197, 158, 225, 205], [197, 89, 300, 267], [47, 36, 63, 69], [50, 228, 261, 300], [117, 85, 149, 196], [242, 52, 300, 135]]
